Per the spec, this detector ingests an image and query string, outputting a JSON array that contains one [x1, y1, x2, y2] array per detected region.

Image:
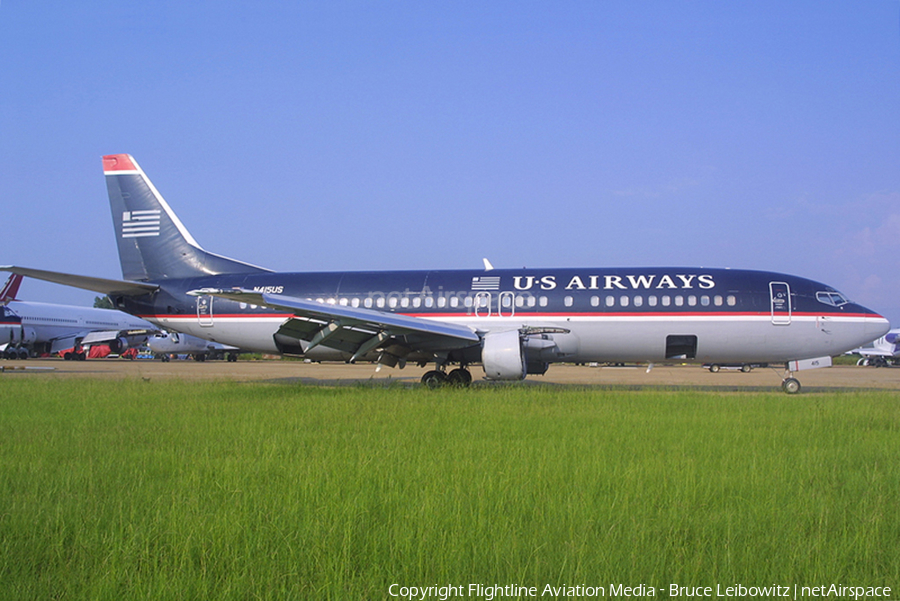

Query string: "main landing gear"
[[421, 367, 473, 389]]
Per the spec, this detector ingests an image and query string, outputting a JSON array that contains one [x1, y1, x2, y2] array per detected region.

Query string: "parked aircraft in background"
[[147, 331, 242, 362], [0, 273, 157, 360], [851, 328, 899, 367], [1, 154, 891, 392]]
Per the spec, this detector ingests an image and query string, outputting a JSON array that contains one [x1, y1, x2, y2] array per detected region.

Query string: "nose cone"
[[860, 307, 891, 343]]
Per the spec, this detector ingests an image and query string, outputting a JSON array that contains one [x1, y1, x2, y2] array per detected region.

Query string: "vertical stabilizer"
[[0, 273, 23, 303], [103, 154, 270, 281]]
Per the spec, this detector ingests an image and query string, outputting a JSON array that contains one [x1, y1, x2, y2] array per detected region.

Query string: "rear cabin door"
[[769, 281, 792, 325], [197, 295, 214, 327]]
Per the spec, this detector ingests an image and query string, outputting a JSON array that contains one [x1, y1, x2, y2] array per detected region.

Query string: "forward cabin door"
[[769, 281, 792, 325]]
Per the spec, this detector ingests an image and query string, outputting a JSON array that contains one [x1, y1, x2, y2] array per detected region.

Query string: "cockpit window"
[[816, 291, 850, 307]]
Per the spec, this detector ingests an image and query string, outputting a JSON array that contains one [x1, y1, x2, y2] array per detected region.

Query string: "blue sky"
[[2, 1, 899, 324]]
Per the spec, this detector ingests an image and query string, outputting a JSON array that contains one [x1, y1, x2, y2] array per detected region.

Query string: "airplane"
[[0, 153, 891, 393], [0, 272, 158, 360], [147, 331, 243, 362], [850, 328, 899, 367]]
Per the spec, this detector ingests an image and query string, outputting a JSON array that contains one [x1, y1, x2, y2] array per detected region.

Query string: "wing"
[[79, 328, 159, 347], [190, 288, 481, 363]]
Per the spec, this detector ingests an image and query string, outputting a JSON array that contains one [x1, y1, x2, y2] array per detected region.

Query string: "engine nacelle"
[[21, 326, 38, 345], [109, 338, 129, 353], [481, 329, 526, 380]]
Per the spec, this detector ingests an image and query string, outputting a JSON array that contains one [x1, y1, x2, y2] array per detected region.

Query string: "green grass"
[[1, 378, 898, 599]]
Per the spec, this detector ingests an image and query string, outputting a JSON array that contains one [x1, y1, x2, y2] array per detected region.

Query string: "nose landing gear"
[[782, 377, 801, 394]]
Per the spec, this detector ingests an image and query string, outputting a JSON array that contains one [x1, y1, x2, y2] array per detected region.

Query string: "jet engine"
[[481, 329, 526, 380], [109, 338, 129, 354]]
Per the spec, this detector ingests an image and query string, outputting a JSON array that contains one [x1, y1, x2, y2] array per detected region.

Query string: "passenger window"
[[688, 295, 697, 306], [400, 297, 409, 308], [620, 295, 629, 307], [425, 297, 434, 308], [727, 295, 737, 307], [591, 296, 600, 307], [464, 296, 473, 308], [648, 295, 657, 307], [634, 296, 643, 307], [675, 296, 684, 307], [352, 298, 360, 308], [389, 297, 398, 308], [450, 297, 458, 308], [701, 295, 710, 306], [714, 295, 723, 306], [376, 298, 385, 308], [539, 296, 548, 307], [606, 296, 615, 307], [662, 296, 671, 307], [528, 296, 537, 308], [438, 297, 447, 308], [564, 296, 574, 307], [412, 297, 421, 308], [365, 298, 373, 308]]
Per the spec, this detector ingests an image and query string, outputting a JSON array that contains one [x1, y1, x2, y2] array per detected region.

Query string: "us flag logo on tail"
[[122, 210, 161, 238], [471, 276, 501, 290]]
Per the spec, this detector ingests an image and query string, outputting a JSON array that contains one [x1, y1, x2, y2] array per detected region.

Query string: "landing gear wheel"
[[709, 364, 720, 373], [446, 368, 473, 387], [782, 377, 801, 394], [421, 370, 447, 389], [741, 364, 752, 373]]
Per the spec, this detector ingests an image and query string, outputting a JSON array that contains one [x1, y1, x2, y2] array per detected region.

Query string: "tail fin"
[[0, 273, 23, 302], [103, 154, 270, 281]]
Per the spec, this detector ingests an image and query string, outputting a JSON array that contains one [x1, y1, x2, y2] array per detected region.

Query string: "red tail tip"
[[102, 154, 137, 172]]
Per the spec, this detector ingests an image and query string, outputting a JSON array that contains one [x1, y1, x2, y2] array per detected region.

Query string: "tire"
[[741, 364, 751, 373], [421, 370, 447, 389], [709, 364, 720, 373], [782, 378, 801, 394], [446, 368, 472, 387]]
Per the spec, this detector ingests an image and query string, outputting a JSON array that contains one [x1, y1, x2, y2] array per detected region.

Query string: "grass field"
[[1, 377, 898, 600]]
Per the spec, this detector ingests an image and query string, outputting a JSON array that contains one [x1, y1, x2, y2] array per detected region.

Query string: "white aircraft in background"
[[0, 273, 157, 360], [851, 328, 899, 367], [148, 331, 243, 362]]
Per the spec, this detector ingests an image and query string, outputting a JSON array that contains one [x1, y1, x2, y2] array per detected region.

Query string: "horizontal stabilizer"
[[0, 266, 159, 296]]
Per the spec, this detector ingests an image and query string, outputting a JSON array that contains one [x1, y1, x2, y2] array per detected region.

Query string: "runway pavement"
[[2, 358, 899, 392]]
